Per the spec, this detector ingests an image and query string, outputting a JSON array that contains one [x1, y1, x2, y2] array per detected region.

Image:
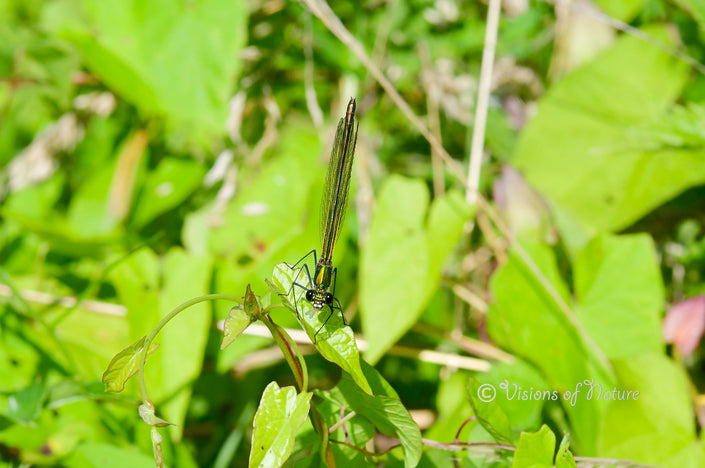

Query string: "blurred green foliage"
[[3, 0, 705, 466]]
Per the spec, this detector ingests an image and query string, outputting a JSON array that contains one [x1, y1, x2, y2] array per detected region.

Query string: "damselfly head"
[[305, 288, 334, 310]]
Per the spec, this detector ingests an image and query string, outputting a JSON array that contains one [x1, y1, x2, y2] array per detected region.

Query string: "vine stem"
[[260, 313, 309, 392], [328, 409, 356, 434], [137, 294, 243, 403]]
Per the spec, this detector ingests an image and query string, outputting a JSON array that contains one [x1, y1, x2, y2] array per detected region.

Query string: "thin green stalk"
[[137, 294, 242, 402]]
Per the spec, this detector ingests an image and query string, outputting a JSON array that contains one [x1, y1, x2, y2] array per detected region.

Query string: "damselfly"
[[287, 97, 359, 336]]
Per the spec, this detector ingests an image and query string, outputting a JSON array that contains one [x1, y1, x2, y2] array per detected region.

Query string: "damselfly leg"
[[282, 250, 317, 318], [312, 269, 347, 340], [282, 250, 347, 340]]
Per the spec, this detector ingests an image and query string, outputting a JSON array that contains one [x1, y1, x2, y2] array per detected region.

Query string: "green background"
[[2, 0, 705, 466]]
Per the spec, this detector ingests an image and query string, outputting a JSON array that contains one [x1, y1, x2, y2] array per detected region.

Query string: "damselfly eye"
[[324, 293, 334, 304], [305, 290, 314, 302]]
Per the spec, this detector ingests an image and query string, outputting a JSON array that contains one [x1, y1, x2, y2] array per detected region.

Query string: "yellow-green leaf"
[[102, 336, 159, 393], [221, 305, 252, 350]]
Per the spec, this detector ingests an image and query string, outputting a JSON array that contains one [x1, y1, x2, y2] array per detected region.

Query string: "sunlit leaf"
[[7, 382, 46, 424], [360, 176, 472, 364], [574, 234, 664, 359], [513, 26, 693, 245], [360, 177, 428, 364], [65, 158, 123, 239], [131, 157, 205, 228], [333, 377, 422, 468], [593, 0, 647, 21], [221, 305, 252, 350], [102, 336, 159, 393], [243, 284, 262, 317], [597, 353, 703, 467], [138, 403, 175, 428], [270, 264, 371, 394], [53, 300, 131, 380], [487, 241, 611, 453], [47, 0, 248, 149], [65, 442, 155, 467], [469, 358, 552, 436], [249, 382, 312, 468], [512, 425, 555, 468], [467, 378, 513, 446], [555, 435, 578, 468]]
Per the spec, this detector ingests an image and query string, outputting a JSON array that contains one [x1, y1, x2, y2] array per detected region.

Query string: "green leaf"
[[472, 358, 553, 434], [467, 378, 513, 446], [597, 353, 703, 467], [65, 157, 124, 238], [208, 121, 321, 257], [513, 26, 693, 237], [65, 442, 155, 468], [487, 241, 611, 453], [3, 172, 65, 220], [220, 305, 252, 350], [54, 306, 132, 380], [555, 435, 577, 468], [207, 120, 323, 303], [426, 190, 475, 280], [270, 264, 372, 394], [101, 336, 158, 393], [45, 380, 112, 410], [360, 176, 428, 364], [416, 449, 456, 468], [360, 176, 472, 364], [592, 0, 647, 21], [49, 0, 248, 149], [138, 403, 174, 427], [6, 382, 46, 424], [1, 209, 121, 257], [359, 359, 400, 399], [107, 248, 161, 339], [131, 157, 205, 228], [243, 284, 262, 317], [574, 234, 664, 358], [512, 425, 555, 468], [335, 377, 423, 468], [0, 310, 47, 390], [424, 372, 474, 443], [249, 382, 312, 468]]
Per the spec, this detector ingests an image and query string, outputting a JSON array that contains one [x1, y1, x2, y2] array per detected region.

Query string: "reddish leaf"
[[663, 295, 705, 357]]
